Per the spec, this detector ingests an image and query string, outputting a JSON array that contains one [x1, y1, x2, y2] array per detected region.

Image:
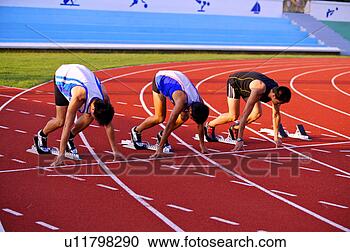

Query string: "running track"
[[0, 58, 349, 231]]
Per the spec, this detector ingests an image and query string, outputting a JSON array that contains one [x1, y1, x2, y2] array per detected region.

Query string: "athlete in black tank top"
[[205, 71, 292, 151], [227, 72, 279, 103]]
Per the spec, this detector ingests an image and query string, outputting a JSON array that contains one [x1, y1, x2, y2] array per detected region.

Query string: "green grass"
[[0, 50, 346, 88]]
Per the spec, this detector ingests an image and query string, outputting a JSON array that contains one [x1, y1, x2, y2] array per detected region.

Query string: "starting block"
[[27, 145, 81, 160], [259, 124, 311, 141], [121, 140, 173, 154], [193, 134, 238, 145]]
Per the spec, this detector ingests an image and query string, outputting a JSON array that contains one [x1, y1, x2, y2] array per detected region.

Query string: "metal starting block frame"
[[121, 140, 173, 153], [193, 134, 238, 145], [259, 124, 312, 141], [26, 145, 81, 160]]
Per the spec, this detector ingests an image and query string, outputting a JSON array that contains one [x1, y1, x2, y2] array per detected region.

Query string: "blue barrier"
[[0, 6, 339, 52]]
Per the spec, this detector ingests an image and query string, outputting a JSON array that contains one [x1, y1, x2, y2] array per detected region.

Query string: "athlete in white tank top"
[[35, 64, 122, 166]]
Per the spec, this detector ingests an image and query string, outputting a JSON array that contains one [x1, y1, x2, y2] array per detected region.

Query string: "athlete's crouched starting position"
[[204, 71, 292, 151], [131, 70, 210, 158], [34, 64, 122, 166]]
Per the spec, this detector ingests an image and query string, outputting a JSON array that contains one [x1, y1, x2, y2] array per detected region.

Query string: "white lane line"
[[47, 102, 55, 106], [346, 155, 350, 158], [5, 108, 15, 112], [0, 154, 3, 158], [263, 160, 283, 165], [19, 111, 30, 115], [34, 114, 46, 118], [230, 180, 253, 187], [137, 195, 153, 201], [319, 201, 348, 209], [181, 124, 189, 127], [2, 208, 23, 216], [271, 190, 297, 197], [32, 100, 42, 103], [177, 142, 193, 147], [114, 113, 125, 117], [20, 98, 28, 101], [14, 129, 27, 134], [331, 71, 350, 97], [249, 137, 267, 142], [35, 90, 44, 93], [0, 221, 4, 232], [208, 148, 220, 153], [251, 122, 261, 125], [0, 125, 9, 130], [299, 166, 321, 173], [321, 133, 338, 138], [232, 153, 251, 158], [79, 144, 94, 149], [133, 104, 143, 108], [167, 204, 193, 212], [114, 129, 120, 132], [48, 174, 106, 177], [11, 159, 26, 164], [0, 167, 52, 173], [174, 164, 217, 168], [311, 148, 331, 153], [66, 175, 86, 181], [97, 184, 119, 191], [78, 131, 184, 232], [132, 116, 146, 120], [0, 94, 12, 98], [89, 124, 100, 128], [190, 66, 350, 231], [193, 172, 215, 178], [161, 165, 181, 170], [116, 101, 127, 105], [339, 150, 350, 153], [35, 221, 59, 231], [210, 216, 239, 226], [335, 174, 350, 179], [290, 66, 350, 117]]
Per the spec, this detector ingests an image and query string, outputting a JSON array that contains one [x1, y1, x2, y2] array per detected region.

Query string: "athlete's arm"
[[234, 82, 264, 151], [197, 123, 208, 154], [101, 84, 110, 103], [272, 103, 282, 147]]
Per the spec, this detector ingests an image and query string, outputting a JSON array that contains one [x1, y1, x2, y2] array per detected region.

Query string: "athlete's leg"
[[71, 113, 94, 136], [42, 106, 67, 135], [135, 91, 166, 133], [208, 97, 240, 127]]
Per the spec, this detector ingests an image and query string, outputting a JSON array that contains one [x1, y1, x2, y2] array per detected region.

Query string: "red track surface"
[[0, 58, 349, 232]]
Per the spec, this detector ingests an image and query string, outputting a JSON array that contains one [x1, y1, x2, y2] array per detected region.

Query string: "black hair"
[[191, 102, 209, 125], [274, 86, 291, 103], [93, 99, 115, 126]]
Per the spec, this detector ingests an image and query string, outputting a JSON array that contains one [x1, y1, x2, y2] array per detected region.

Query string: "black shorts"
[[54, 76, 69, 106], [152, 77, 160, 94], [226, 78, 241, 99]]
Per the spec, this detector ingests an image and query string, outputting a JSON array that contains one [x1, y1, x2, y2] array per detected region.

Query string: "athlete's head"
[[190, 102, 209, 125], [91, 99, 115, 126], [271, 86, 291, 105]]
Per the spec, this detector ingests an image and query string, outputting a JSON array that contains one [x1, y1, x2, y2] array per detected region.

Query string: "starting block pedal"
[[26, 145, 81, 160], [121, 140, 173, 154], [259, 124, 311, 141], [193, 134, 237, 145]]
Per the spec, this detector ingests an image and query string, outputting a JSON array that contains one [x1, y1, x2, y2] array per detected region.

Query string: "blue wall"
[[0, 6, 324, 48]]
